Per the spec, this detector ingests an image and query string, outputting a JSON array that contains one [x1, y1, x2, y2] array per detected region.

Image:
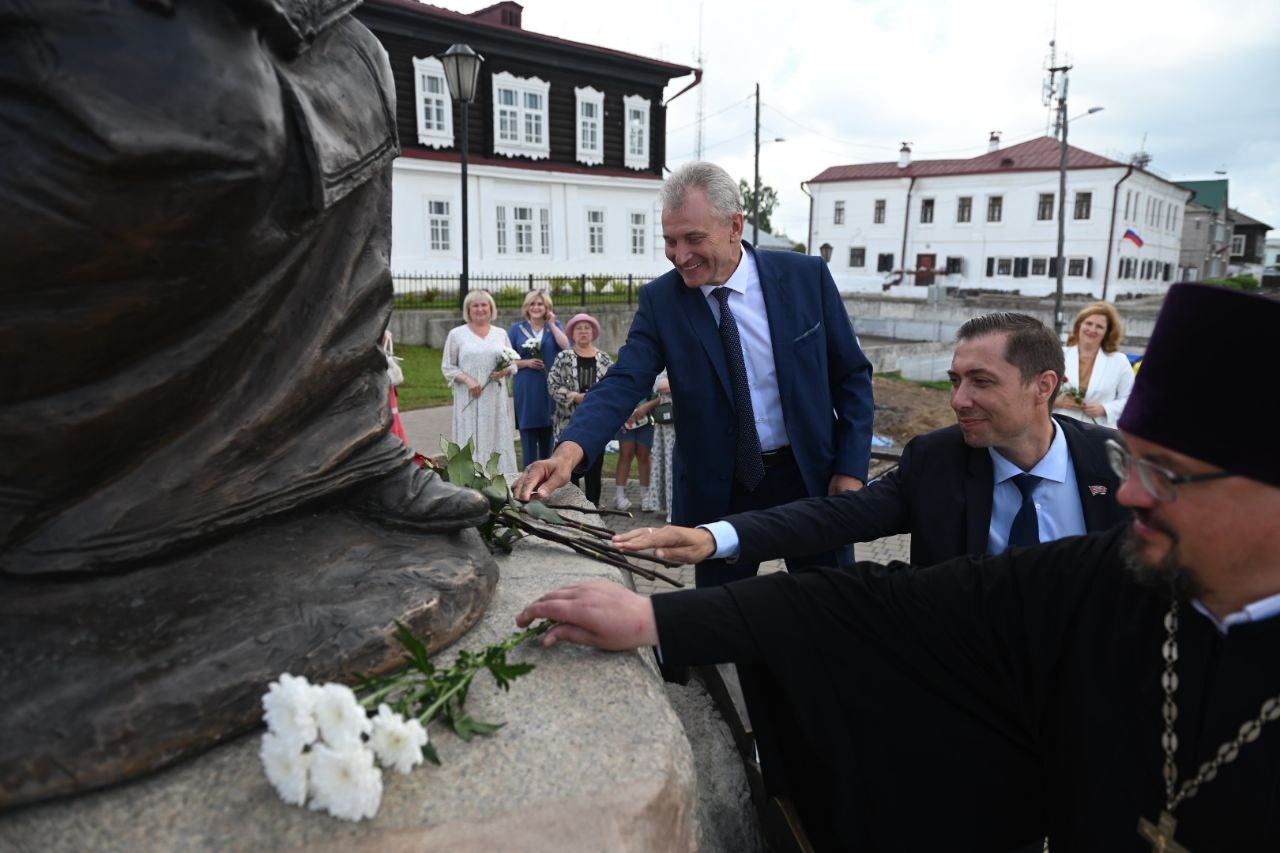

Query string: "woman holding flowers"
[[508, 290, 569, 468], [442, 289, 518, 474], [547, 313, 611, 506], [1054, 301, 1134, 428]]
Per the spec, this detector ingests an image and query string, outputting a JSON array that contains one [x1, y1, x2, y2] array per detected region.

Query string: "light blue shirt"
[[986, 422, 1086, 554], [704, 420, 1090, 561], [698, 247, 788, 453]]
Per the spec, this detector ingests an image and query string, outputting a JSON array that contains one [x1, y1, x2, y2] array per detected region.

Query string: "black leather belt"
[[760, 445, 793, 468]]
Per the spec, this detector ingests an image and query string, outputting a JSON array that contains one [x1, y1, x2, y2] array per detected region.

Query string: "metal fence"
[[391, 273, 647, 310]]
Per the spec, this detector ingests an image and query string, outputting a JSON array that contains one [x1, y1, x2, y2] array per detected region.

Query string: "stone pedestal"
[[0, 504, 704, 851]]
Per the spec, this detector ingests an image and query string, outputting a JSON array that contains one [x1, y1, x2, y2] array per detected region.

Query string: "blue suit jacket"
[[560, 245, 874, 526]]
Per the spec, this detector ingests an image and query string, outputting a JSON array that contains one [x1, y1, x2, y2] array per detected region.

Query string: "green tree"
[[738, 179, 779, 235]]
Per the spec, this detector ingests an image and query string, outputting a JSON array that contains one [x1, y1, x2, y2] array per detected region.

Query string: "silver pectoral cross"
[[1137, 811, 1190, 853]]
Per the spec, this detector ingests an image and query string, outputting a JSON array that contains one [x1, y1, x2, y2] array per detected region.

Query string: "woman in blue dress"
[[508, 289, 570, 468]]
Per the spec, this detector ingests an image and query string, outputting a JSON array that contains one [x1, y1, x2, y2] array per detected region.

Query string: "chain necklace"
[[1136, 596, 1280, 852]]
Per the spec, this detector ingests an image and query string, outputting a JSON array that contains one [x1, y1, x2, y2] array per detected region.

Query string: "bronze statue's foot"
[[350, 463, 489, 532]]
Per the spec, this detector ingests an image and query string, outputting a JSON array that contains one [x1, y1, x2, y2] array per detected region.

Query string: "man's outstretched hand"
[[612, 525, 716, 564], [513, 443, 582, 502], [516, 580, 658, 650]]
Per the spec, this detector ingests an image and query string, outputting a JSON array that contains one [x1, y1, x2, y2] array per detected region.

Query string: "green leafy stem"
[[424, 439, 684, 588], [359, 620, 553, 764]]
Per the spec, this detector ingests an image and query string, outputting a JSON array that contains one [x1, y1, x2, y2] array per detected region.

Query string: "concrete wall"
[[846, 293, 1162, 346], [389, 293, 1162, 381]]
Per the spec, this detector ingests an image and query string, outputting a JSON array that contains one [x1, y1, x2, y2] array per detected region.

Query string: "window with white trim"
[[849, 246, 866, 267], [834, 201, 845, 225], [426, 200, 450, 252], [630, 212, 647, 256], [575, 86, 604, 166], [492, 72, 550, 159], [1230, 234, 1245, 255], [873, 199, 886, 224], [1037, 193, 1055, 221], [623, 94, 650, 170], [987, 195, 1003, 222], [920, 198, 934, 224], [496, 205, 551, 256], [956, 196, 972, 223], [586, 209, 605, 255], [1074, 192, 1092, 220], [411, 57, 453, 148]]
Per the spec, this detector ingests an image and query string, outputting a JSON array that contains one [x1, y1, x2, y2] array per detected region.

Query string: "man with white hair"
[[518, 283, 1280, 851], [515, 161, 874, 586]]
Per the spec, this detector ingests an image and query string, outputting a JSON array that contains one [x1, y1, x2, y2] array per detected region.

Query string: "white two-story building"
[[805, 136, 1192, 299], [355, 1, 697, 286]]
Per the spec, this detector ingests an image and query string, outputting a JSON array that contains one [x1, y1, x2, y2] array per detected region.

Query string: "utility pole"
[[1045, 54, 1072, 337], [752, 83, 760, 246]]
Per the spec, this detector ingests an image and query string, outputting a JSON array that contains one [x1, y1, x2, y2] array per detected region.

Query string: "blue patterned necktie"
[[713, 286, 765, 492], [1007, 473, 1042, 548]]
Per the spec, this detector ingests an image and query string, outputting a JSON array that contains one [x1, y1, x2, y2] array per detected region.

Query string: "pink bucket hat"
[[566, 313, 601, 341]]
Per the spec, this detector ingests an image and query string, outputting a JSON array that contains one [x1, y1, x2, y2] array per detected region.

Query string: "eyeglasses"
[[1105, 439, 1235, 503]]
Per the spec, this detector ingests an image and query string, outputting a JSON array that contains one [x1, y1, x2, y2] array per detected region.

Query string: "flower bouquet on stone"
[[259, 620, 550, 821], [421, 438, 684, 588]]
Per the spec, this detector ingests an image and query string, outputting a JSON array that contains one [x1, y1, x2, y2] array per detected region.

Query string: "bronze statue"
[[0, 0, 494, 807]]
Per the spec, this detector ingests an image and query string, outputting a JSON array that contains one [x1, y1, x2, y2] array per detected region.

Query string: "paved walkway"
[[400, 406, 911, 594]]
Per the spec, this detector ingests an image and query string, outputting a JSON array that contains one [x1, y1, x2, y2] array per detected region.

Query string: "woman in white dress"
[[441, 290, 518, 474], [1054, 301, 1134, 428]]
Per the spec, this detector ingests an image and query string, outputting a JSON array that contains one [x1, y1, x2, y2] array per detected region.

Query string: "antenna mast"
[[694, 4, 705, 160]]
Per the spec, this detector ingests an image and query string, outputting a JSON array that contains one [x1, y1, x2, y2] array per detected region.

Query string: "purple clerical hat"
[[1118, 283, 1279, 487]]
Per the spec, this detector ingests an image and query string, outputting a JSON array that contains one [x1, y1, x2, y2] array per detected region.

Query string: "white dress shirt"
[[698, 247, 788, 453]]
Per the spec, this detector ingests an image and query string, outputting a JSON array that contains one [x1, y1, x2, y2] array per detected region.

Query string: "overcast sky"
[[448, 0, 1278, 245]]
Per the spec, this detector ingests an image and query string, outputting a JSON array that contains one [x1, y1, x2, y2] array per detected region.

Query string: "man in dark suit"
[[615, 312, 1129, 569], [514, 161, 874, 587]]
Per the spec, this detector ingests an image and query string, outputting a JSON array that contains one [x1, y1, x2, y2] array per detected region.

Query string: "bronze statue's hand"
[[516, 580, 657, 650], [613, 525, 715, 564]]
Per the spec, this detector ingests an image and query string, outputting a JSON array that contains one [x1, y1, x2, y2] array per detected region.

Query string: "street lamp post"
[[439, 44, 484, 307]]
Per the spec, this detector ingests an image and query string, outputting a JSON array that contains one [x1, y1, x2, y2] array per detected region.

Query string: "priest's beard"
[[1121, 511, 1195, 599]]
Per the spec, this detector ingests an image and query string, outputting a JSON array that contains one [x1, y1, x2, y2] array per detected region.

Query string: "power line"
[[668, 93, 753, 134]]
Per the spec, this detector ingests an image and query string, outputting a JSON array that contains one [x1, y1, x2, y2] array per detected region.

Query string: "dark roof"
[[809, 137, 1127, 183], [366, 0, 695, 77], [1230, 208, 1274, 231], [1178, 179, 1228, 211]]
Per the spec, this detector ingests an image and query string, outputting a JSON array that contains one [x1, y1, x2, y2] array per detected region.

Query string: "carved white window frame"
[[425, 198, 451, 252], [586, 209, 605, 255], [623, 94, 650, 171], [411, 56, 453, 149], [575, 86, 604, 166], [492, 72, 550, 160]]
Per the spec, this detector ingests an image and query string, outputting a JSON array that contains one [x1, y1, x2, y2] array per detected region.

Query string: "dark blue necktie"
[[1007, 473, 1041, 548], [713, 287, 765, 492]]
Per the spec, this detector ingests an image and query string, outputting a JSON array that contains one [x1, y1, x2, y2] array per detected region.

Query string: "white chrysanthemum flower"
[[369, 704, 428, 775], [313, 683, 372, 749], [308, 742, 383, 821], [260, 730, 310, 806], [262, 673, 319, 748]]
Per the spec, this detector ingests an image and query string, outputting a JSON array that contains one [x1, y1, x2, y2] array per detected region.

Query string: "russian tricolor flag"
[[1122, 228, 1144, 247]]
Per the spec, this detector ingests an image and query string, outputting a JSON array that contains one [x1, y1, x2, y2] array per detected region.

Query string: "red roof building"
[[804, 135, 1192, 302]]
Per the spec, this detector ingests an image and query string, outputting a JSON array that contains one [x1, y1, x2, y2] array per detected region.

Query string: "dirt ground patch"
[[871, 375, 955, 445]]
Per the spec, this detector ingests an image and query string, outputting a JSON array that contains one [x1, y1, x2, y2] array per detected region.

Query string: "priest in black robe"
[[516, 282, 1280, 852]]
